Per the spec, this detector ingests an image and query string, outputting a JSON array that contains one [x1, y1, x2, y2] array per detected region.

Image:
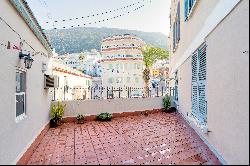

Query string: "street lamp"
[[19, 52, 34, 69]]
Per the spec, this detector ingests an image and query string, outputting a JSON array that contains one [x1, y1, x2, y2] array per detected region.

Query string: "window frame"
[[15, 68, 27, 123]]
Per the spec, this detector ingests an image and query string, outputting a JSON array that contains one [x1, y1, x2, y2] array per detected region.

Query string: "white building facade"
[[55, 49, 102, 77], [49, 58, 92, 101], [0, 0, 53, 164], [100, 34, 145, 98], [169, 0, 249, 164]]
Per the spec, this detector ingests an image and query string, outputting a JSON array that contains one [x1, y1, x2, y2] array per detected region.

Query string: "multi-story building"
[[100, 34, 145, 98], [55, 49, 102, 76], [169, 0, 249, 164], [49, 58, 92, 100]]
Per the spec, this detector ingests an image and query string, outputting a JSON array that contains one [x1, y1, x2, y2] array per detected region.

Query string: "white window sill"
[[187, 115, 209, 134], [15, 114, 27, 123]]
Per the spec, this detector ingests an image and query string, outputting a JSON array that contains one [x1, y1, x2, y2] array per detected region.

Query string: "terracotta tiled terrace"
[[26, 112, 221, 165]]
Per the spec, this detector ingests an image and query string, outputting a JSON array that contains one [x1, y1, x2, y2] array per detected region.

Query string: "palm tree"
[[140, 45, 169, 97]]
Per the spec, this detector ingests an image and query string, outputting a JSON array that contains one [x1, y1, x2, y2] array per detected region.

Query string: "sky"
[[27, 0, 171, 35]]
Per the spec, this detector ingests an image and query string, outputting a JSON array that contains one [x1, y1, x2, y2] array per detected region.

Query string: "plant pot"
[[77, 120, 85, 124], [50, 119, 57, 128], [163, 107, 177, 113], [97, 118, 112, 122]]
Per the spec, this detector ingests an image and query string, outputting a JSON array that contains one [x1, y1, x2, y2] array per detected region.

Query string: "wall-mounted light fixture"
[[42, 62, 47, 73], [19, 52, 34, 69]]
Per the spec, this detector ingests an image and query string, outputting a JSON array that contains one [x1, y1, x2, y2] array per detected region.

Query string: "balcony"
[[17, 89, 221, 165]]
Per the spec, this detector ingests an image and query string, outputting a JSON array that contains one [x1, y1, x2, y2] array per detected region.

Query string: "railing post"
[[118, 87, 121, 98], [128, 87, 130, 98], [129, 87, 133, 98], [106, 87, 109, 99], [147, 87, 150, 98], [63, 86, 66, 101], [162, 86, 164, 96], [53, 88, 56, 101], [93, 87, 96, 100], [88, 86, 90, 99], [112, 87, 114, 99], [156, 87, 159, 97], [101, 87, 103, 99]]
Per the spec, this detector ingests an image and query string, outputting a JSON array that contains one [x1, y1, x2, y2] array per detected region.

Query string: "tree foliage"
[[140, 45, 169, 97], [141, 45, 169, 68]]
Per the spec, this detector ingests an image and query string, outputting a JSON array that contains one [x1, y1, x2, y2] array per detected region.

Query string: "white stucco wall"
[[0, 0, 51, 164], [169, 0, 249, 164], [205, 0, 249, 164], [53, 97, 163, 117]]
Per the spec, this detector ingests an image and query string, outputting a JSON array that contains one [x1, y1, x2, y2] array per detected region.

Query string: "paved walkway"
[[27, 112, 221, 165]]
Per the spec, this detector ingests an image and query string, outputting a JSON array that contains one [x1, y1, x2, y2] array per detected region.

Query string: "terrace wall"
[[52, 97, 164, 118]]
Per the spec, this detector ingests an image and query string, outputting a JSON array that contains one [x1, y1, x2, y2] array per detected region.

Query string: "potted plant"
[[76, 114, 85, 124], [96, 112, 113, 121], [50, 102, 65, 128], [163, 95, 174, 113]]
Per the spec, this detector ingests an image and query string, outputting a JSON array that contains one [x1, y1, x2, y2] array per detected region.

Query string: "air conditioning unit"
[[44, 75, 59, 89]]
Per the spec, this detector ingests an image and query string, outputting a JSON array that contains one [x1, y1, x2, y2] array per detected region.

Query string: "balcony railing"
[[51, 86, 177, 101]]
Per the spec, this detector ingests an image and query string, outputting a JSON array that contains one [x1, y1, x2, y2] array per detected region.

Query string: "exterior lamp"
[[19, 52, 34, 69]]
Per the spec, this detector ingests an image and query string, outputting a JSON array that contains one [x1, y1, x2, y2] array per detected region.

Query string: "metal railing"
[[51, 86, 177, 101]]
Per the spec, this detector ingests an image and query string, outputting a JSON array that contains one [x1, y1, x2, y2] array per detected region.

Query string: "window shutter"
[[198, 44, 207, 81], [173, 23, 176, 49], [184, 0, 189, 20], [191, 43, 208, 126], [177, 2, 181, 42], [191, 51, 199, 118], [198, 44, 207, 125]]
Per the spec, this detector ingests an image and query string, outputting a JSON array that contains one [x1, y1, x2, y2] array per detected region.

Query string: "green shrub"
[[96, 112, 112, 121], [163, 95, 171, 112], [50, 102, 65, 126], [76, 114, 85, 124]]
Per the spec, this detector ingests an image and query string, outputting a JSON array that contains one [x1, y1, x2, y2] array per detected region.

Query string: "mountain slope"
[[45, 27, 168, 55]]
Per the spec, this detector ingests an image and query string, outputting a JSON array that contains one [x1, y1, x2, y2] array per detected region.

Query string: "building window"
[[120, 64, 123, 70], [16, 69, 26, 122], [109, 64, 113, 70], [137, 63, 141, 70], [173, 1, 181, 51], [108, 77, 114, 84], [125, 63, 128, 70], [184, 0, 196, 21], [127, 77, 131, 83], [135, 77, 139, 83], [134, 63, 137, 70], [174, 71, 178, 101], [116, 77, 123, 83]]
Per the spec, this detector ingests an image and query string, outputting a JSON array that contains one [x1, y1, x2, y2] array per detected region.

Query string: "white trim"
[[15, 92, 27, 123], [178, 111, 228, 165], [172, 0, 241, 73], [15, 69, 27, 123]]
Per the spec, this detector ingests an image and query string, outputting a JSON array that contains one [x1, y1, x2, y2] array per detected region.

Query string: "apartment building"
[[169, 0, 249, 164], [55, 49, 102, 77], [100, 34, 145, 97]]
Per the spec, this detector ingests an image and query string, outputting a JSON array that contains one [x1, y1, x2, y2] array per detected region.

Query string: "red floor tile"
[[25, 112, 221, 165]]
